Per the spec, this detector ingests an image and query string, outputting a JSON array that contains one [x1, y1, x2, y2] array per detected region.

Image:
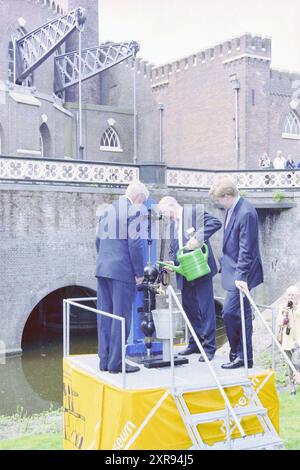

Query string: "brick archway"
[[16, 275, 97, 354]]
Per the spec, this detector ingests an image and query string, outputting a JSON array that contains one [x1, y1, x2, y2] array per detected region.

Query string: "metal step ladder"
[[167, 285, 284, 451], [173, 377, 283, 450]]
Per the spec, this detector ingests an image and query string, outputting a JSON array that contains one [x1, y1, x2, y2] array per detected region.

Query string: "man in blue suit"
[[96, 181, 149, 373], [209, 178, 263, 369], [158, 197, 222, 361]]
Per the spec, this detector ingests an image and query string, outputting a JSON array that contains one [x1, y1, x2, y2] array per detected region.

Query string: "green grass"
[[0, 388, 299, 450], [259, 350, 300, 449], [280, 390, 300, 450], [0, 434, 63, 450]]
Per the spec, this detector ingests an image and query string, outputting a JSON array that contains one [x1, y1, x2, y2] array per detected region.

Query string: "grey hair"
[[126, 180, 149, 200], [209, 177, 239, 199]]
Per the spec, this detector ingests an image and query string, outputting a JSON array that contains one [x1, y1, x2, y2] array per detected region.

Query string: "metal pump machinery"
[[135, 206, 188, 369]]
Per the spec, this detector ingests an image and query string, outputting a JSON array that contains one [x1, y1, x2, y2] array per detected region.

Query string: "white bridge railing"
[[0, 156, 139, 186], [1, 155, 300, 190], [167, 167, 300, 190]]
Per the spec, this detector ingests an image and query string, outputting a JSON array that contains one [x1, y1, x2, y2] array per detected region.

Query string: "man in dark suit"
[[209, 178, 263, 369], [158, 197, 222, 361], [96, 181, 149, 373]]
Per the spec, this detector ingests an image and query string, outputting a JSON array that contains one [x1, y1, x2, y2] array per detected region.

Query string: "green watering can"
[[158, 243, 211, 282]]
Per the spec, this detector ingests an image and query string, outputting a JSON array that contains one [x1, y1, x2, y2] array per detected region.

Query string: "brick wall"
[[1, 184, 300, 355]]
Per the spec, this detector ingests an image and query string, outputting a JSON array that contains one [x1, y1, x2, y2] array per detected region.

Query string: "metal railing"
[[240, 289, 298, 376], [63, 297, 127, 388], [215, 289, 298, 377], [63, 289, 246, 443], [215, 290, 297, 375], [215, 295, 277, 371], [167, 285, 246, 440]]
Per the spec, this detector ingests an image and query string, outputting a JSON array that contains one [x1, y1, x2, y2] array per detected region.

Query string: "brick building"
[[1, 0, 300, 169]]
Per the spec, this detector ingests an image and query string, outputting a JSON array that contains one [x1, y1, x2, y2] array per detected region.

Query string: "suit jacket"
[[220, 197, 263, 291], [95, 197, 144, 284], [169, 207, 222, 290]]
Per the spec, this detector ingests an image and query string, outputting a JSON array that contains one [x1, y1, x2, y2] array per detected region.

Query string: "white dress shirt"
[[174, 206, 183, 249], [225, 195, 240, 230]]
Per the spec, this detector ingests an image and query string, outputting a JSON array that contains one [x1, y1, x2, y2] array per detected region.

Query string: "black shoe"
[[229, 350, 238, 362], [221, 356, 253, 370], [109, 363, 140, 374], [99, 360, 108, 372], [199, 352, 215, 362], [178, 346, 200, 356]]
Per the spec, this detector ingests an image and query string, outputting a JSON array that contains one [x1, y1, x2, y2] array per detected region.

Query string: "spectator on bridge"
[[286, 155, 296, 170], [273, 150, 287, 169], [276, 285, 300, 395], [95, 181, 149, 374], [209, 178, 263, 370], [158, 196, 222, 361], [259, 152, 271, 169]]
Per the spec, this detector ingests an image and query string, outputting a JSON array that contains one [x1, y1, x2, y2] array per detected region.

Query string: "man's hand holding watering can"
[[163, 261, 175, 272]]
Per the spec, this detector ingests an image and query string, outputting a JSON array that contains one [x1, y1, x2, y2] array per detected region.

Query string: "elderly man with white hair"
[[95, 181, 149, 374], [277, 285, 300, 394], [158, 196, 222, 361]]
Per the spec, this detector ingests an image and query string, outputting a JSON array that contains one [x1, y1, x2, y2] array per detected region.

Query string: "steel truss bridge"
[[14, 7, 139, 93]]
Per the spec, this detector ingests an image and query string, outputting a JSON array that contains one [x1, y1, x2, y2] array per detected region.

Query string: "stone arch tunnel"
[[22, 285, 97, 351]]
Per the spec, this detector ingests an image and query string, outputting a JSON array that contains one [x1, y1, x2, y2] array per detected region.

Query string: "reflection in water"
[[0, 329, 98, 416], [23, 330, 98, 404]]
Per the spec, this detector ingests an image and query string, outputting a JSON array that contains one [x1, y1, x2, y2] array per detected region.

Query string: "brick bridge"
[[1, 155, 299, 356]]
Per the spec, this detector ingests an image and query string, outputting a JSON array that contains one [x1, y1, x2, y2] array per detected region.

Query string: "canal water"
[[0, 320, 226, 417], [0, 329, 98, 416]]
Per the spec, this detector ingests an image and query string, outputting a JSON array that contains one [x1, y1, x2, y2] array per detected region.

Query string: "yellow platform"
[[63, 351, 280, 450]]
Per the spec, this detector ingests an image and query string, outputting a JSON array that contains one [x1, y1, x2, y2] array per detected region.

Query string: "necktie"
[[225, 209, 232, 230], [174, 218, 183, 249]]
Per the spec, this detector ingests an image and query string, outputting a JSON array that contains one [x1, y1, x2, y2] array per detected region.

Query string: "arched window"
[[100, 127, 122, 152], [8, 40, 14, 83], [40, 123, 52, 158], [282, 111, 300, 139], [39, 132, 44, 158]]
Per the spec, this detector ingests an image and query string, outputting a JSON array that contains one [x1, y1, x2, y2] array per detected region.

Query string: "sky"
[[99, 0, 300, 72]]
